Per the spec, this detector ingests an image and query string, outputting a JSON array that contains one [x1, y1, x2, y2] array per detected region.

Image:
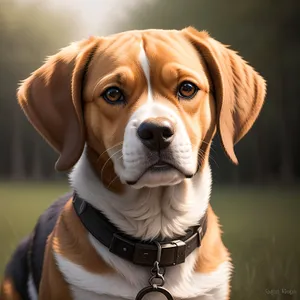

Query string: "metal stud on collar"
[[135, 242, 174, 300]]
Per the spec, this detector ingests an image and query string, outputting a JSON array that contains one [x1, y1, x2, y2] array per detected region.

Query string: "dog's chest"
[[70, 285, 229, 300], [69, 287, 223, 300], [55, 235, 230, 300]]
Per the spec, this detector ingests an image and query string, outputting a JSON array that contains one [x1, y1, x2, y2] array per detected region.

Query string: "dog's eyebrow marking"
[[139, 41, 153, 103]]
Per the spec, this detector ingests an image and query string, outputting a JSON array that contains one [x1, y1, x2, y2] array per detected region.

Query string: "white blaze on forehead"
[[139, 41, 153, 102]]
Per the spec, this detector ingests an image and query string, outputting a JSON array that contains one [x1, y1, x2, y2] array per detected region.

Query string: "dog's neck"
[[69, 151, 212, 240]]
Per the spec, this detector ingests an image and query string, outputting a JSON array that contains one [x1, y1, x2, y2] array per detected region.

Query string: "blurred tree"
[[0, 0, 77, 180]]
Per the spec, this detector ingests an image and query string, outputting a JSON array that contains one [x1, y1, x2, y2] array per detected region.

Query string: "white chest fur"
[[55, 248, 230, 300], [55, 153, 231, 299]]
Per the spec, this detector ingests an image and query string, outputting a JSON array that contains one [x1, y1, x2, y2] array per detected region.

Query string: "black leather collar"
[[72, 192, 207, 267]]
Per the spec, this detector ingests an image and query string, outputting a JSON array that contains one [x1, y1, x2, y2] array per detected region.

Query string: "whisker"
[[209, 152, 219, 168], [189, 131, 218, 156], [199, 147, 219, 168], [197, 140, 218, 156], [100, 149, 123, 180], [107, 175, 119, 189], [190, 138, 218, 157], [209, 144, 217, 156], [198, 139, 210, 145], [198, 149, 219, 168], [97, 141, 123, 163]]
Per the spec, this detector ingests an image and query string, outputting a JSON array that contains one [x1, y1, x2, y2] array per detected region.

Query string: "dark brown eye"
[[178, 81, 199, 99], [102, 87, 125, 104]]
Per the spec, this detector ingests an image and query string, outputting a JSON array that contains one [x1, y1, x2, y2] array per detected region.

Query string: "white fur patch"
[[27, 272, 38, 300], [55, 249, 231, 300], [139, 41, 153, 102]]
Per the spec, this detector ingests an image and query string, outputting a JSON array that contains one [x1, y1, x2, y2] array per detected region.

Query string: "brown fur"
[[0, 278, 21, 300], [195, 205, 230, 273], [183, 27, 266, 164], [39, 232, 72, 300], [85, 144, 124, 194], [52, 199, 113, 274], [17, 37, 100, 171], [39, 199, 113, 299]]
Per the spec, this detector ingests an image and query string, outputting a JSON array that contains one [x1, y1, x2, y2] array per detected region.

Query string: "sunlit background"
[[0, 0, 299, 299]]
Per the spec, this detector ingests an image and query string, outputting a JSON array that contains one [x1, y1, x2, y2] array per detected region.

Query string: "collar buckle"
[[132, 240, 187, 267]]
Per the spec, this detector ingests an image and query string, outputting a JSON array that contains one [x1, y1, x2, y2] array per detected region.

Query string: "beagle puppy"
[[0, 27, 266, 300]]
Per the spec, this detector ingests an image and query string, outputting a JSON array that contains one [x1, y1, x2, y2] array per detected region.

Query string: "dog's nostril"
[[137, 124, 154, 140], [137, 118, 175, 151], [162, 126, 174, 139]]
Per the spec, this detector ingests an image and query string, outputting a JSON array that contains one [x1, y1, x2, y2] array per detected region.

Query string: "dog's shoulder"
[[31, 192, 73, 289], [50, 197, 113, 274]]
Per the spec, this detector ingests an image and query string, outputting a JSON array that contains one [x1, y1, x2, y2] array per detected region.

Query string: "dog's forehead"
[[88, 29, 203, 82], [102, 29, 195, 57]]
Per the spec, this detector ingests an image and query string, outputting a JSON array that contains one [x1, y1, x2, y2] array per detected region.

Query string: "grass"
[[0, 182, 299, 299]]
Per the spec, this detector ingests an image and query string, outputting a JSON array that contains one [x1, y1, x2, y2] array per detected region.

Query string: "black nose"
[[137, 117, 175, 151]]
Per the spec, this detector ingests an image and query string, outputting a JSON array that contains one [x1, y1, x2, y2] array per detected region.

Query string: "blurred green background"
[[0, 0, 299, 299]]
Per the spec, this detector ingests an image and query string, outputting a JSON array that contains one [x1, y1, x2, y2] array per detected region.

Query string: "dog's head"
[[17, 28, 266, 190]]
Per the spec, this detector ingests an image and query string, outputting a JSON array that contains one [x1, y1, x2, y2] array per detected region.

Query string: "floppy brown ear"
[[183, 27, 266, 164], [17, 37, 99, 171]]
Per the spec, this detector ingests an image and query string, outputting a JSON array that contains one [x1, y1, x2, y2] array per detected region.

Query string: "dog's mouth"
[[150, 161, 171, 171], [126, 160, 195, 186]]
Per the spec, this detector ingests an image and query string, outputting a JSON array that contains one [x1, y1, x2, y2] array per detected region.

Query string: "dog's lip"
[[151, 160, 170, 169], [126, 160, 195, 185]]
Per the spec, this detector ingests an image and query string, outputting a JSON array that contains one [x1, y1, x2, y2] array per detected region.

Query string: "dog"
[[0, 27, 266, 300]]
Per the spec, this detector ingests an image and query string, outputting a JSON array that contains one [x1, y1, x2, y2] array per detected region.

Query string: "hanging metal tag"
[[135, 242, 174, 300], [135, 285, 174, 300]]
